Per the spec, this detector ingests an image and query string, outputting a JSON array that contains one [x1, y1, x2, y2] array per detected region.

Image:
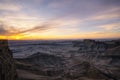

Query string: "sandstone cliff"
[[0, 40, 17, 80]]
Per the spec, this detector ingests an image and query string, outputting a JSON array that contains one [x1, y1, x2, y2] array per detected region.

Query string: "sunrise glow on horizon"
[[0, 0, 120, 40]]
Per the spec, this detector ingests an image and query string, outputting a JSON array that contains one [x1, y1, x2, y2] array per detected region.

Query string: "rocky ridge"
[[0, 40, 17, 80], [14, 39, 120, 80]]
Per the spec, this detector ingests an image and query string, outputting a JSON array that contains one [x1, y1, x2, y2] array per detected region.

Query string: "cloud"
[[0, 12, 45, 30], [0, 18, 57, 36], [0, 24, 8, 35], [16, 18, 80, 34], [0, 23, 19, 35], [90, 9, 120, 21], [0, 24, 48, 36], [0, 3, 21, 11], [0, 16, 81, 36], [18, 23, 53, 34], [99, 23, 120, 30]]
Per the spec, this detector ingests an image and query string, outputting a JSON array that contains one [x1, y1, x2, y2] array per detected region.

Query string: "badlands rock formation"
[[0, 40, 17, 80]]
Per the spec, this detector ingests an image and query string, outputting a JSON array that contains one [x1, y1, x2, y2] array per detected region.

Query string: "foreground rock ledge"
[[0, 40, 17, 80]]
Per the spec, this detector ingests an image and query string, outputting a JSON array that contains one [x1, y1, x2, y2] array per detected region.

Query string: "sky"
[[0, 0, 120, 40]]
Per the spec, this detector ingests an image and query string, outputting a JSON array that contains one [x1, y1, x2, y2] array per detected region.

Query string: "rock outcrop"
[[74, 39, 120, 53], [101, 46, 120, 80], [0, 40, 17, 80], [105, 46, 120, 56], [15, 39, 120, 80], [63, 62, 111, 80], [16, 52, 65, 77], [16, 52, 120, 80]]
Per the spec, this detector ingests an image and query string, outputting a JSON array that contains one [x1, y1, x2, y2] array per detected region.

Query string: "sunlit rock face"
[[0, 40, 17, 80]]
